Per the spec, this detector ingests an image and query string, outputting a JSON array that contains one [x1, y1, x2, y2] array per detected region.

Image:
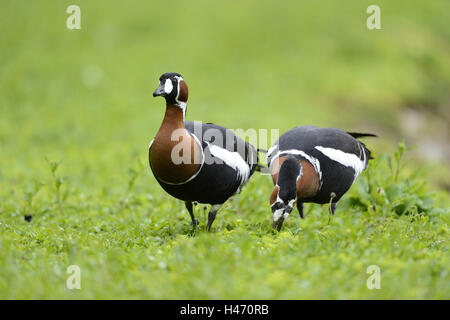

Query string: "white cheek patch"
[[273, 208, 284, 222], [164, 79, 173, 94]]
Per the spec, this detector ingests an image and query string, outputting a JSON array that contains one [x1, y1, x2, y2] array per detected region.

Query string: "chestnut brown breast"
[[270, 156, 319, 199], [150, 105, 201, 184], [296, 160, 319, 199]]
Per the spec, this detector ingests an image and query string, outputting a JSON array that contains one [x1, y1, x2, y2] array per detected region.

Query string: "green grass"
[[1, 148, 449, 299], [0, 0, 449, 299]]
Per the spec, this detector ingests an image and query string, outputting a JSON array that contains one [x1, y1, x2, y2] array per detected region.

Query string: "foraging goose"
[[149, 73, 258, 231], [267, 126, 376, 231]]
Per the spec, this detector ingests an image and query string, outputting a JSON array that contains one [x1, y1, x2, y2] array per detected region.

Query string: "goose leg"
[[327, 193, 337, 224], [185, 201, 199, 226], [206, 204, 222, 232], [297, 201, 304, 219], [330, 202, 337, 216]]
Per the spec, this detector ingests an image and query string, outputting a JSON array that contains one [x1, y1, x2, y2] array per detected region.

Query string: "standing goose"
[[267, 126, 376, 231], [149, 73, 258, 231]]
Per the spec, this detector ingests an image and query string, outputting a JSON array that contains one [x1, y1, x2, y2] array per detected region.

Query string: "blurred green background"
[[1, 0, 449, 188], [0, 0, 449, 299]]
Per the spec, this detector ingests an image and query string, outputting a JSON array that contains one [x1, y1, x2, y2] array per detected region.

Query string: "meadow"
[[0, 1, 449, 299]]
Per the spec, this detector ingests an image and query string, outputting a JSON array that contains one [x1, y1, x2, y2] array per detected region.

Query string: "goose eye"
[[164, 78, 173, 94]]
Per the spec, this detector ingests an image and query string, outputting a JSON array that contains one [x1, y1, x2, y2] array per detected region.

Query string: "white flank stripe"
[[314, 146, 365, 180], [267, 145, 277, 157], [207, 143, 250, 191], [359, 143, 367, 168], [269, 149, 322, 183]]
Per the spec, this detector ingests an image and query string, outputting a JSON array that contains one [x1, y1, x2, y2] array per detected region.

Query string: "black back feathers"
[[346, 132, 378, 139]]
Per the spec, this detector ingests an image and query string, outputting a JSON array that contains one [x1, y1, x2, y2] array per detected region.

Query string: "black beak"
[[272, 206, 292, 231], [272, 217, 285, 232], [153, 84, 165, 97]]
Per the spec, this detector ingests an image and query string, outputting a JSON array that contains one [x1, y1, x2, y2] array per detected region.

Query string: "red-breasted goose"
[[149, 73, 258, 231], [267, 126, 376, 231]]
